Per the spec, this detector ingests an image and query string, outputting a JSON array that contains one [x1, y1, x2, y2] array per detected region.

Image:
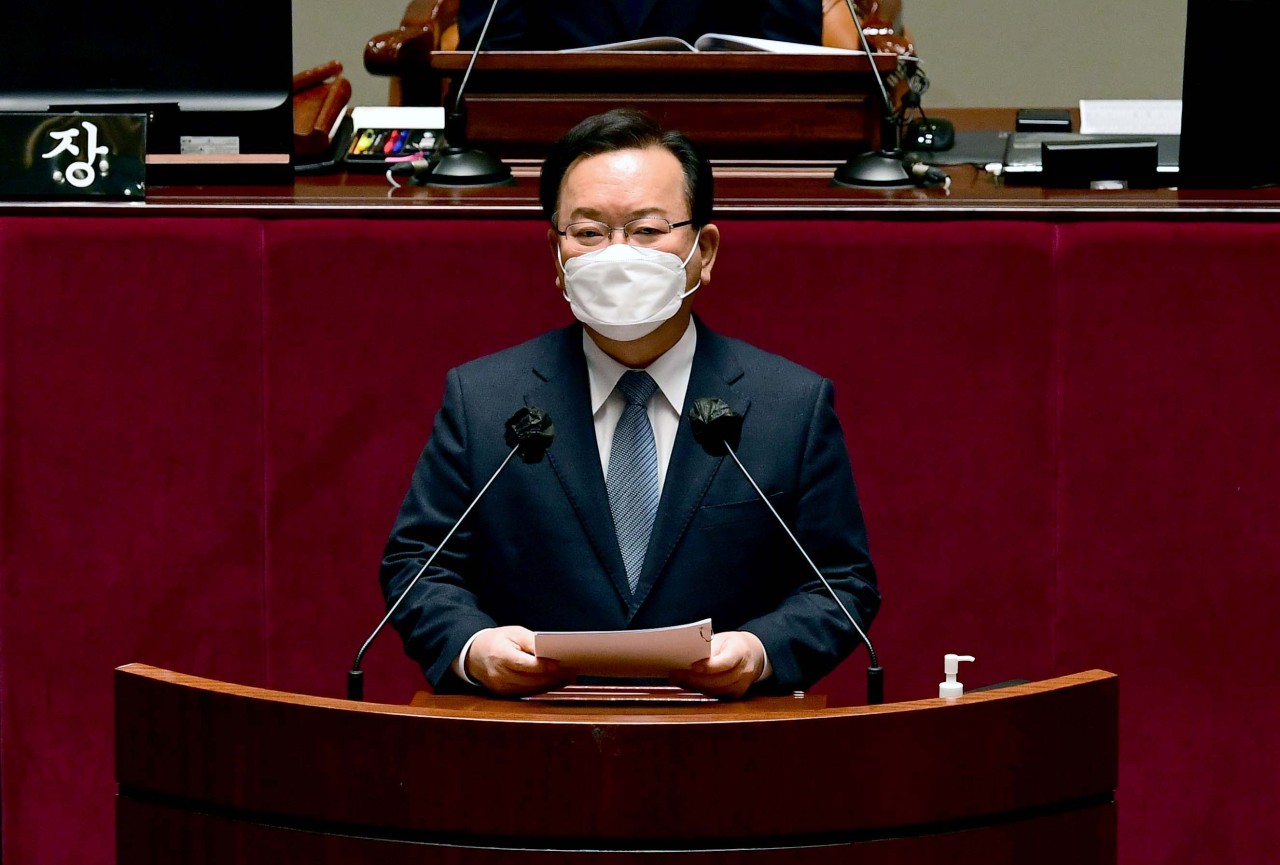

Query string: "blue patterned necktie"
[[607, 370, 660, 594]]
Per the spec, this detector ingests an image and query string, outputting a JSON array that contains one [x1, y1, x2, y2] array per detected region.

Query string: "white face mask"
[[559, 230, 702, 342]]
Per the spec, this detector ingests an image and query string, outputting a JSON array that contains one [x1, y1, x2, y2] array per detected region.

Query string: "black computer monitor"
[[1179, 0, 1280, 188], [0, 4, 293, 184]]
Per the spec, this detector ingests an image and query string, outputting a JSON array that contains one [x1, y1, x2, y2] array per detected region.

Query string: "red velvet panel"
[[702, 220, 1059, 703], [261, 220, 566, 703], [1056, 222, 1280, 865], [0, 218, 267, 865]]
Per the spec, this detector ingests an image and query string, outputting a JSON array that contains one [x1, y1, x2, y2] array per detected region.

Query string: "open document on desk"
[[562, 33, 862, 54]]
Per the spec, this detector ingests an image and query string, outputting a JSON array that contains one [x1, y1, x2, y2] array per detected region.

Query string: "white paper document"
[[1079, 99, 1182, 136], [350, 105, 445, 130], [534, 618, 713, 677]]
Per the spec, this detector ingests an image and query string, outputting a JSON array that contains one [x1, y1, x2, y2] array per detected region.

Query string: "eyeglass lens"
[[562, 218, 680, 247]]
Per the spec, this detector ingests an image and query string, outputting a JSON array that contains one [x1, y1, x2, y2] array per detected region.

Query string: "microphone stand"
[[413, 0, 515, 187], [347, 406, 553, 701], [689, 399, 884, 705], [832, 0, 915, 189]]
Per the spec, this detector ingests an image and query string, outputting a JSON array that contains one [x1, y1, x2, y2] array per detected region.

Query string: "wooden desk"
[[428, 51, 899, 160], [2, 109, 1278, 218], [7, 163, 1280, 220]]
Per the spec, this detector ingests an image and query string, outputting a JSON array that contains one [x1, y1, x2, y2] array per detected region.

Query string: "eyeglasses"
[[554, 217, 694, 249]]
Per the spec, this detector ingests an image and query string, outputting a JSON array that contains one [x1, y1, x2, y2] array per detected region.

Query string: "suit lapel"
[[632, 321, 749, 611], [526, 327, 633, 607]]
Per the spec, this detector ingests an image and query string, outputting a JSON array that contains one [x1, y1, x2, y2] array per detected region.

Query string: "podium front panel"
[[115, 665, 1117, 862]]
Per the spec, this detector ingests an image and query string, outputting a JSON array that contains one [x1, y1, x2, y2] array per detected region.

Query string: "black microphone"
[[410, 0, 515, 187], [347, 405, 554, 701], [832, 1, 944, 190], [688, 397, 884, 705]]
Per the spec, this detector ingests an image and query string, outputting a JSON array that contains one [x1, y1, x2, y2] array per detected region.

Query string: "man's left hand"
[[670, 631, 766, 699]]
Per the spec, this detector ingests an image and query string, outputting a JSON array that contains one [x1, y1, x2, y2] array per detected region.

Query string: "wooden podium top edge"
[[115, 661, 1116, 723]]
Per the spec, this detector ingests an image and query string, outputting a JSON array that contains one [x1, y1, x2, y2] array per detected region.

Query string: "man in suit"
[[458, 0, 823, 50], [381, 108, 878, 698]]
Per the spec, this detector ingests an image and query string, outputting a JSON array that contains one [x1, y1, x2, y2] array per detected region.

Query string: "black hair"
[[538, 108, 714, 227]]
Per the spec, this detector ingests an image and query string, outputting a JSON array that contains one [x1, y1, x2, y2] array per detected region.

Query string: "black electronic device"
[[0, 4, 293, 184], [904, 118, 955, 152], [1016, 108, 1072, 133], [1180, 0, 1280, 187], [346, 406, 554, 701], [1001, 132, 1179, 186], [687, 398, 884, 705], [1041, 138, 1159, 189]]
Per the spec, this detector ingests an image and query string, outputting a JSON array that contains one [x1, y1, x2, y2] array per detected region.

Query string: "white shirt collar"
[[583, 319, 697, 416]]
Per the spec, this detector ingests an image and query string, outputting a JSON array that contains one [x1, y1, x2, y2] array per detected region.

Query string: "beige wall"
[[293, 1, 1188, 110]]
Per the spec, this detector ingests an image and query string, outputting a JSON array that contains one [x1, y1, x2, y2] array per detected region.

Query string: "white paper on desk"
[[534, 618, 713, 677], [350, 105, 445, 130], [691, 33, 863, 55], [1079, 99, 1182, 135]]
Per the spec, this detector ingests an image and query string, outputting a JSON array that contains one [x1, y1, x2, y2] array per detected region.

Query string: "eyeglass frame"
[[552, 215, 696, 247]]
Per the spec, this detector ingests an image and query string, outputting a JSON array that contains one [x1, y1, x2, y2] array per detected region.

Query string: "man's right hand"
[[464, 625, 571, 696]]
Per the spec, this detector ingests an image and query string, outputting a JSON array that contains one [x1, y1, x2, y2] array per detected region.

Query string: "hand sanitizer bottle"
[[939, 653, 975, 699]]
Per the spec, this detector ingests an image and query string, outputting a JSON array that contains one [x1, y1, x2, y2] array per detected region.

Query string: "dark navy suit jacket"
[[458, 0, 822, 51], [380, 318, 878, 693]]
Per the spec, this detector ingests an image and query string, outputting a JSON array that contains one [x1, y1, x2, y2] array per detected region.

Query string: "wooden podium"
[[420, 51, 899, 161], [115, 664, 1117, 863]]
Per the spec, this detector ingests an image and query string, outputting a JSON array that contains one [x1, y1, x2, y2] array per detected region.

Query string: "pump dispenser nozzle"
[[939, 653, 976, 699]]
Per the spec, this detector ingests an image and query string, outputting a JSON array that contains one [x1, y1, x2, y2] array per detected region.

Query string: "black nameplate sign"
[[1, 113, 146, 199]]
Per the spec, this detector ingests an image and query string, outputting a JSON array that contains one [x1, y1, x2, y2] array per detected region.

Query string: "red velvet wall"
[[260, 220, 564, 703], [0, 218, 268, 864], [1, 215, 1277, 864], [1055, 223, 1280, 863]]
